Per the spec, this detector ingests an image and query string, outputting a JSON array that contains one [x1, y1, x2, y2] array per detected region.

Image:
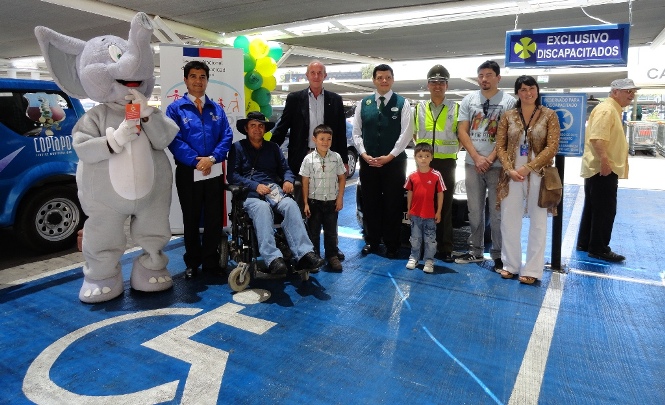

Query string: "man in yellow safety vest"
[[413, 64, 459, 263]]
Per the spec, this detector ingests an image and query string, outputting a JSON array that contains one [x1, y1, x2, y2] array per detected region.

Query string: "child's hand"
[[435, 212, 441, 223], [304, 205, 311, 218]]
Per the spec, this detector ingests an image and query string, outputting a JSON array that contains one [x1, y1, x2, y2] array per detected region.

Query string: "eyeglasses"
[[620, 89, 637, 95], [482, 99, 490, 116]]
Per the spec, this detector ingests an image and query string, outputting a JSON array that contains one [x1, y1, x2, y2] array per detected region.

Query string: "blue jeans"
[[243, 196, 314, 267], [409, 215, 437, 261], [464, 164, 501, 259], [307, 199, 338, 258]]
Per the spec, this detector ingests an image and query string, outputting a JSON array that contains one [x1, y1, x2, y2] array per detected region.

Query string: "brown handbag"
[[538, 166, 563, 208]]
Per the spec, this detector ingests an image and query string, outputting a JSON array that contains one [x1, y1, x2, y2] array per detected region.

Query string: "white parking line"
[[508, 186, 584, 404]]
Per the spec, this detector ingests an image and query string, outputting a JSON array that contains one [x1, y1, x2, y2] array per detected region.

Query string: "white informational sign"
[[541, 93, 587, 157], [160, 44, 245, 232], [628, 46, 665, 88]]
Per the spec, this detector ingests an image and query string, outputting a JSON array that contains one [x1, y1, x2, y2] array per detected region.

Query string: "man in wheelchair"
[[227, 112, 325, 275]]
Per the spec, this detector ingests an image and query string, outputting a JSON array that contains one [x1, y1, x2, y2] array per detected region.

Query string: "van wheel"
[[15, 185, 83, 253], [347, 148, 358, 178]]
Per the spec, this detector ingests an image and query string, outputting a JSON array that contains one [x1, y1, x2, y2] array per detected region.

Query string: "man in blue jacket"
[[227, 112, 325, 274], [167, 61, 233, 279]]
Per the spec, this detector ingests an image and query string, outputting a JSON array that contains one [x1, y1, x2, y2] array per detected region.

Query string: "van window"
[[0, 91, 74, 137]]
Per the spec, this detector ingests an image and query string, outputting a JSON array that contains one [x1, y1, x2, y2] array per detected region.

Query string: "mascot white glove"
[[106, 119, 139, 153], [125, 88, 154, 118]]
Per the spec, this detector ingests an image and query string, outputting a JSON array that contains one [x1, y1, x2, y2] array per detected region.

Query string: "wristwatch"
[[208, 155, 216, 164]]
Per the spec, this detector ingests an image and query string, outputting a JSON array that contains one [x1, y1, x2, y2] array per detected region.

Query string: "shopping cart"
[[657, 122, 665, 157], [626, 121, 658, 156]]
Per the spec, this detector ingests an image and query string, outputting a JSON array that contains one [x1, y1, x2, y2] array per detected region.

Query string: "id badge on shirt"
[[520, 144, 528, 156]]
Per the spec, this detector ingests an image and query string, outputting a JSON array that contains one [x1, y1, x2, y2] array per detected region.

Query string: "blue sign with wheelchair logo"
[[541, 93, 587, 157], [505, 24, 630, 67]]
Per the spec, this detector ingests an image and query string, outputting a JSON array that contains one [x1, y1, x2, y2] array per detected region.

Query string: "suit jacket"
[[271, 88, 347, 175]]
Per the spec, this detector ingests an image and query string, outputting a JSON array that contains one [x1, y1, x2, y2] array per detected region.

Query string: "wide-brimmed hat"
[[610, 78, 641, 91], [236, 111, 275, 135]]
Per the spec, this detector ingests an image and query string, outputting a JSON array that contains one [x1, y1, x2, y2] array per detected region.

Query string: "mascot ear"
[[34, 26, 88, 99]]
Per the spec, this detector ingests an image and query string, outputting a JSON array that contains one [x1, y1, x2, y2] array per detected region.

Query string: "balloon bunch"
[[233, 36, 282, 120]]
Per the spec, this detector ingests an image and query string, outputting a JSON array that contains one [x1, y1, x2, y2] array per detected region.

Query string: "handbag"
[[538, 166, 563, 208]]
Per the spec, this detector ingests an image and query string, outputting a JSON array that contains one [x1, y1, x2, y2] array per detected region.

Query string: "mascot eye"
[[108, 45, 123, 62]]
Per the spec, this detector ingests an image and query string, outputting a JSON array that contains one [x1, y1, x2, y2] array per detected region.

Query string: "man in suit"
[[271, 60, 348, 259]]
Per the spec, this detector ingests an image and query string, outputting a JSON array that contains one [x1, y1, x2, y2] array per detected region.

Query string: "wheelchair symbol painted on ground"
[[554, 108, 574, 132], [23, 293, 272, 404]]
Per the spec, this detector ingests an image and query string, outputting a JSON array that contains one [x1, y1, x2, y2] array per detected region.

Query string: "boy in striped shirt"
[[300, 125, 347, 271]]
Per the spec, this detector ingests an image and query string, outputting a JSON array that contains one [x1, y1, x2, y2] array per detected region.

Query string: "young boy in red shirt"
[[404, 143, 445, 273]]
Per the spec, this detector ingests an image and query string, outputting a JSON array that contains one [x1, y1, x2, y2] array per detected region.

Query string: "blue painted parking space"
[[2, 184, 664, 404]]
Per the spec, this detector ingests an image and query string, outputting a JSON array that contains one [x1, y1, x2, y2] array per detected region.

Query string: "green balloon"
[[243, 54, 256, 73], [233, 36, 250, 54], [251, 87, 271, 106], [260, 104, 273, 119], [244, 70, 263, 90], [267, 41, 283, 61]]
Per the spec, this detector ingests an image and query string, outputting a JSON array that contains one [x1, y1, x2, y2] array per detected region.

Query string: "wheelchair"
[[219, 183, 313, 292]]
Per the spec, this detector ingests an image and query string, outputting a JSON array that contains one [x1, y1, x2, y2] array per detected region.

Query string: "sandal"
[[518, 276, 537, 285], [500, 270, 515, 279]]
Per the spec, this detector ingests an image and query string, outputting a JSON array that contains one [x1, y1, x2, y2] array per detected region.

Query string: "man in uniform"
[[413, 64, 459, 263]]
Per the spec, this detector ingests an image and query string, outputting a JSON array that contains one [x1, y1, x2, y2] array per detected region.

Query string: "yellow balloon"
[[249, 38, 269, 60], [246, 100, 260, 113], [262, 75, 277, 92], [244, 86, 252, 104], [255, 57, 277, 77]]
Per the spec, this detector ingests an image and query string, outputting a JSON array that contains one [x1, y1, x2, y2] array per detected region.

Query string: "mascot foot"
[[130, 260, 173, 293], [79, 273, 124, 303]]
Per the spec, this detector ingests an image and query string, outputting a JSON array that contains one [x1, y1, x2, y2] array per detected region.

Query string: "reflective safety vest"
[[414, 100, 459, 159]]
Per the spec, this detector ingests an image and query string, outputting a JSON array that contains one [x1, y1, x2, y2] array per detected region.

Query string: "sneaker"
[[423, 260, 434, 274], [493, 258, 504, 273], [406, 258, 418, 270], [328, 256, 343, 271], [454, 253, 484, 264]]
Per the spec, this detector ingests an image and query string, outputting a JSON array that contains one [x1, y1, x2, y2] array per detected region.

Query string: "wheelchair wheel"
[[218, 238, 229, 269], [229, 265, 251, 292]]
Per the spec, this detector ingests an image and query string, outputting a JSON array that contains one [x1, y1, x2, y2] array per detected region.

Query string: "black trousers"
[[359, 158, 407, 251], [307, 199, 338, 258], [175, 164, 223, 269], [576, 172, 618, 253], [430, 158, 456, 255]]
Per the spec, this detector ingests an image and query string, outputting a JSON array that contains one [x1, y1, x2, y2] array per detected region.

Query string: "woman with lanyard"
[[494, 75, 560, 284]]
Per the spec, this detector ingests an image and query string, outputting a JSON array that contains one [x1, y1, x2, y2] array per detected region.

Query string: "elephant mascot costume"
[[35, 12, 180, 303]]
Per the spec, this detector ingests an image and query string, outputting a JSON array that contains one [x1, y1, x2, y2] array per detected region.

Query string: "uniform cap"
[[427, 65, 450, 81]]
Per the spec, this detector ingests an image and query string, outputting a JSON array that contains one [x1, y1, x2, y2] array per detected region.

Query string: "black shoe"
[[493, 258, 504, 273], [441, 252, 455, 263], [361, 244, 376, 255], [297, 252, 325, 270], [576, 245, 588, 252], [337, 249, 345, 261], [268, 257, 288, 275], [184, 267, 197, 279], [385, 249, 399, 259], [588, 250, 625, 263]]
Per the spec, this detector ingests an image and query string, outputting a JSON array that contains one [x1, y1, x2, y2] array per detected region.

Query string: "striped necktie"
[[195, 98, 203, 114]]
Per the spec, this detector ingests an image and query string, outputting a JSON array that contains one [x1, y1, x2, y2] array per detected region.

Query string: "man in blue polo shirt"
[[167, 61, 233, 279]]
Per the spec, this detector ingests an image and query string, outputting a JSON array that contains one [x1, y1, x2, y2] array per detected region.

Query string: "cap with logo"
[[610, 78, 641, 91], [427, 65, 450, 81]]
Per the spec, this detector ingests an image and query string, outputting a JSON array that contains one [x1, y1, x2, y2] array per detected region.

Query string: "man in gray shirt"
[[456, 60, 516, 271]]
